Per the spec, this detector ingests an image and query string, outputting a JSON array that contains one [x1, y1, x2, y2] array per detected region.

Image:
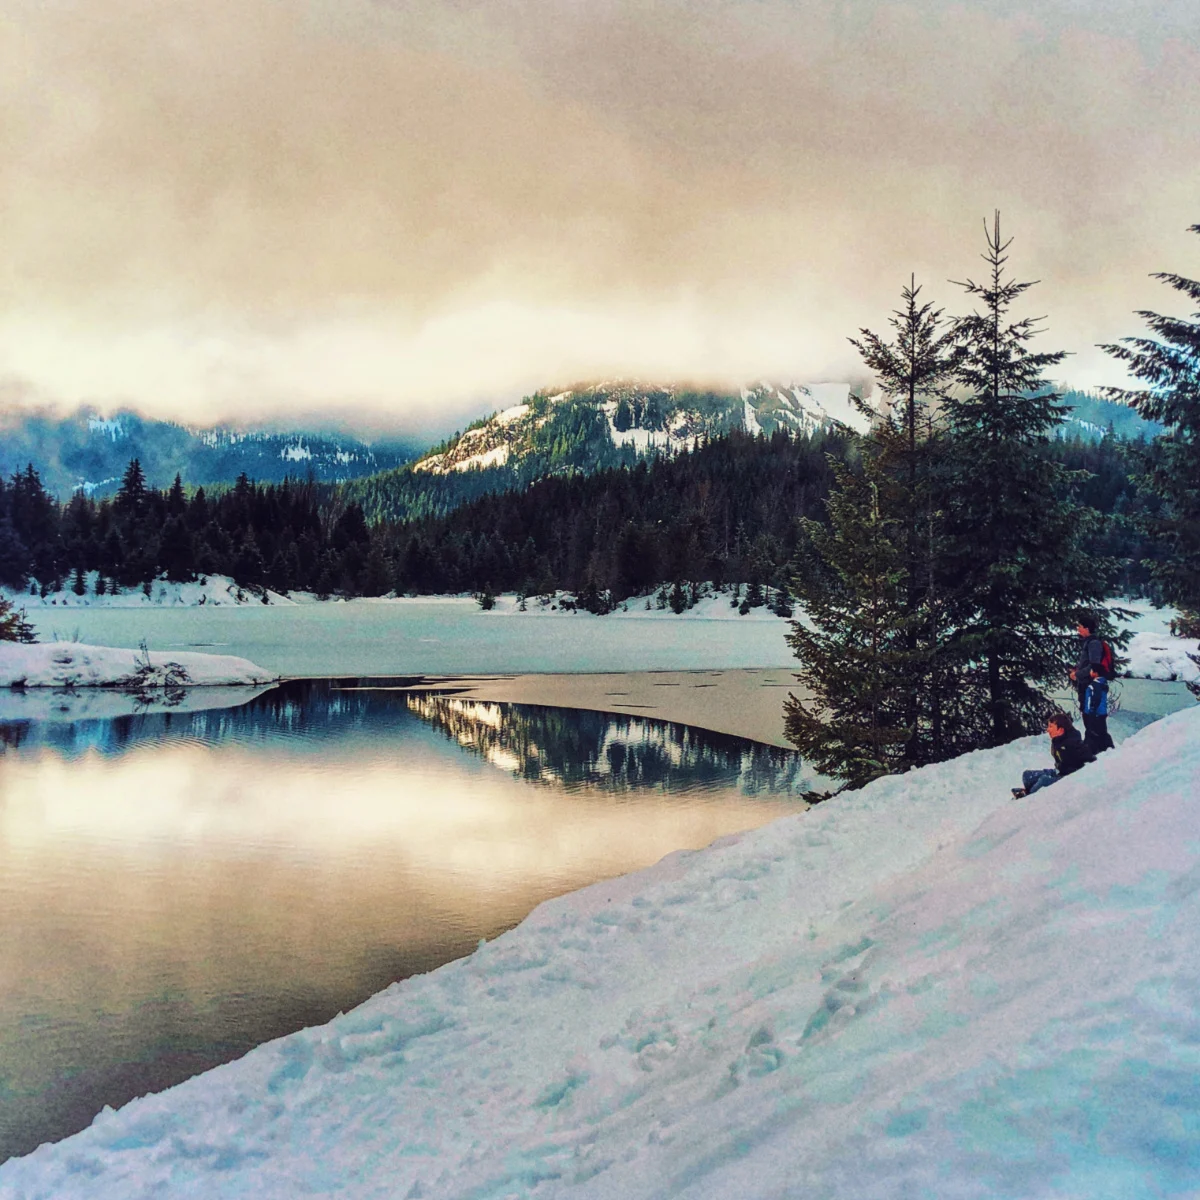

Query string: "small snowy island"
[[0, 641, 277, 690], [3, 702, 1198, 1198]]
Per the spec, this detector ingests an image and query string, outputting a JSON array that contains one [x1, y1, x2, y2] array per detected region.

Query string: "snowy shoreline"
[[4, 704, 1198, 1197], [0, 641, 277, 690]]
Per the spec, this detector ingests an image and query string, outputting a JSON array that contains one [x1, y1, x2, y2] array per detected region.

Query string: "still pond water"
[[0, 680, 810, 1163]]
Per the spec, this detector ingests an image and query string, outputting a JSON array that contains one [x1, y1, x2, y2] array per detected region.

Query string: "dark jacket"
[[1082, 675, 1109, 717], [1074, 635, 1105, 685], [1052, 726, 1096, 777]]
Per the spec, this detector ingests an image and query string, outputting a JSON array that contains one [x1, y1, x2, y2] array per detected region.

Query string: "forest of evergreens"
[[0, 423, 1163, 609]]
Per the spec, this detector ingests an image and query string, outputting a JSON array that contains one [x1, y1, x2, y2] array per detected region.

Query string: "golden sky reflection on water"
[[0, 730, 796, 1160]]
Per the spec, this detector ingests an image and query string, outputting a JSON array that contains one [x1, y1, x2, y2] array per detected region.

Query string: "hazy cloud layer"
[[1, 0, 1198, 428]]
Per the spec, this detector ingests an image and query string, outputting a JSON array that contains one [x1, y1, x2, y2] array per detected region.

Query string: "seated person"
[[1012, 712, 1096, 798]]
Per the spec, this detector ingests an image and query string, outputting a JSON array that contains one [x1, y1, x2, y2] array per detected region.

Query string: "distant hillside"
[[1057, 390, 1163, 441], [411, 381, 866, 475], [0, 407, 420, 498], [345, 381, 865, 523]]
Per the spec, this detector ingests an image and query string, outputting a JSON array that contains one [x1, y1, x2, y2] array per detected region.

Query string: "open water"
[[0, 680, 811, 1162]]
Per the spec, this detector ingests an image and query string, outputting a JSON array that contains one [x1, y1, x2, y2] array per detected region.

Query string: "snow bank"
[[5, 706, 1199, 1198], [488, 590, 788, 622], [0, 642, 277, 689], [2, 574, 295, 609], [1123, 630, 1200, 684]]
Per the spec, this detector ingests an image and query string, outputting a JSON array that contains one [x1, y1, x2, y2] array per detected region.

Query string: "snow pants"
[[1022, 768, 1059, 795], [1083, 712, 1114, 754]]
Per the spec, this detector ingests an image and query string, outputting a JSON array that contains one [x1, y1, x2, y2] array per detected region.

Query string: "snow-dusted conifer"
[[787, 277, 963, 782], [941, 213, 1119, 744], [849, 276, 960, 763], [1101, 224, 1200, 630]]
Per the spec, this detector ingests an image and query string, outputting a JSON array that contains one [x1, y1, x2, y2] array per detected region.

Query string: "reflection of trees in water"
[[404, 694, 809, 796], [0, 679, 426, 758], [0, 722, 30, 750], [2, 679, 812, 797]]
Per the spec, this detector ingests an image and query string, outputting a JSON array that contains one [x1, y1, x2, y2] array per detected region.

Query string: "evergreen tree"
[[159, 517, 196, 583], [9, 466, 59, 585], [186, 486, 209, 532], [115, 458, 148, 515], [0, 519, 30, 589], [1101, 224, 1200, 630], [233, 529, 266, 588], [784, 460, 918, 788], [770, 581, 794, 618], [942, 213, 1117, 743], [847, 277, 960, 763], [0, 595, 36, 643], [101, 528, 125, 582], [266, 548, 293, 595], [166, 473, 187, 518]]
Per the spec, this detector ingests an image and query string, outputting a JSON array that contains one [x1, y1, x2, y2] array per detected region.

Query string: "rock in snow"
[[0, 641, 277, 689], [2, 704, 1198, 1198]]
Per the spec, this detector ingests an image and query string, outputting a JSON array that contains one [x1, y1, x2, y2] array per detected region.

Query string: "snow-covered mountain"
[[0, 407, 420, 497], [411, 381, 867, 477]]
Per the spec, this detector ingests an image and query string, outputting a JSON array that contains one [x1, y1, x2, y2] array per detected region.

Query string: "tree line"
[[0, 464, 385, 599], [0, 416, 1160, 614]]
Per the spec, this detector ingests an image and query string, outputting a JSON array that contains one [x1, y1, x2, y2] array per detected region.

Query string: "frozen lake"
[[23, 597, 797, 677], [0, 680, 811, 1163]]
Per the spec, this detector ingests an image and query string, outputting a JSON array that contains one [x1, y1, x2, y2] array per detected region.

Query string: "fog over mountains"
[[1, 385, 1157, 501], [0, 408, 421, 498]]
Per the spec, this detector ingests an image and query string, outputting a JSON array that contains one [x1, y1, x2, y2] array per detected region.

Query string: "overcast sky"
[[1, 0, 1198, 433]]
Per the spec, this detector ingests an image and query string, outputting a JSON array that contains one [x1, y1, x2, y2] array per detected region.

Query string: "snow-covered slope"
[[410, 380, 865, 477], [5, 705, 1198, 1198]]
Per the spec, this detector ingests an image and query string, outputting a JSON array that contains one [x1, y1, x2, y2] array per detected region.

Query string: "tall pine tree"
[[786, 277, 963, 785], [849, 278, 960, 763], [942, 213, 1117, 743], [1101, 224, 1200, 631]]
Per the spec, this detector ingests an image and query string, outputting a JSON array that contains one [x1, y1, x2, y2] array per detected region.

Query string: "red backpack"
[[1097, 639, 1114, 679]]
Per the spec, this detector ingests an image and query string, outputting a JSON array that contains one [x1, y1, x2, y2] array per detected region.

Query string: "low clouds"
[[1, 0, 1198, 426]]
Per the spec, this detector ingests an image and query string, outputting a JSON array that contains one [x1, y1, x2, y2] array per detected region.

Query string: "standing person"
[[1012, 712, 1096, 797], [1069, 613, 1110, 709], [1081, 666, 1115, 754]]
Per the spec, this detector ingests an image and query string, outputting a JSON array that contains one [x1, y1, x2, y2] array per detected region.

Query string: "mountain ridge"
[[0, 407, 421, 498]]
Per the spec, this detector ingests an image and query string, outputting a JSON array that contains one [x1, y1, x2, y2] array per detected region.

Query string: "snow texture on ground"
[[3, 705, 1198, 1199], [1124, 631, 1200, 685], [0, 642, 277, 689]]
